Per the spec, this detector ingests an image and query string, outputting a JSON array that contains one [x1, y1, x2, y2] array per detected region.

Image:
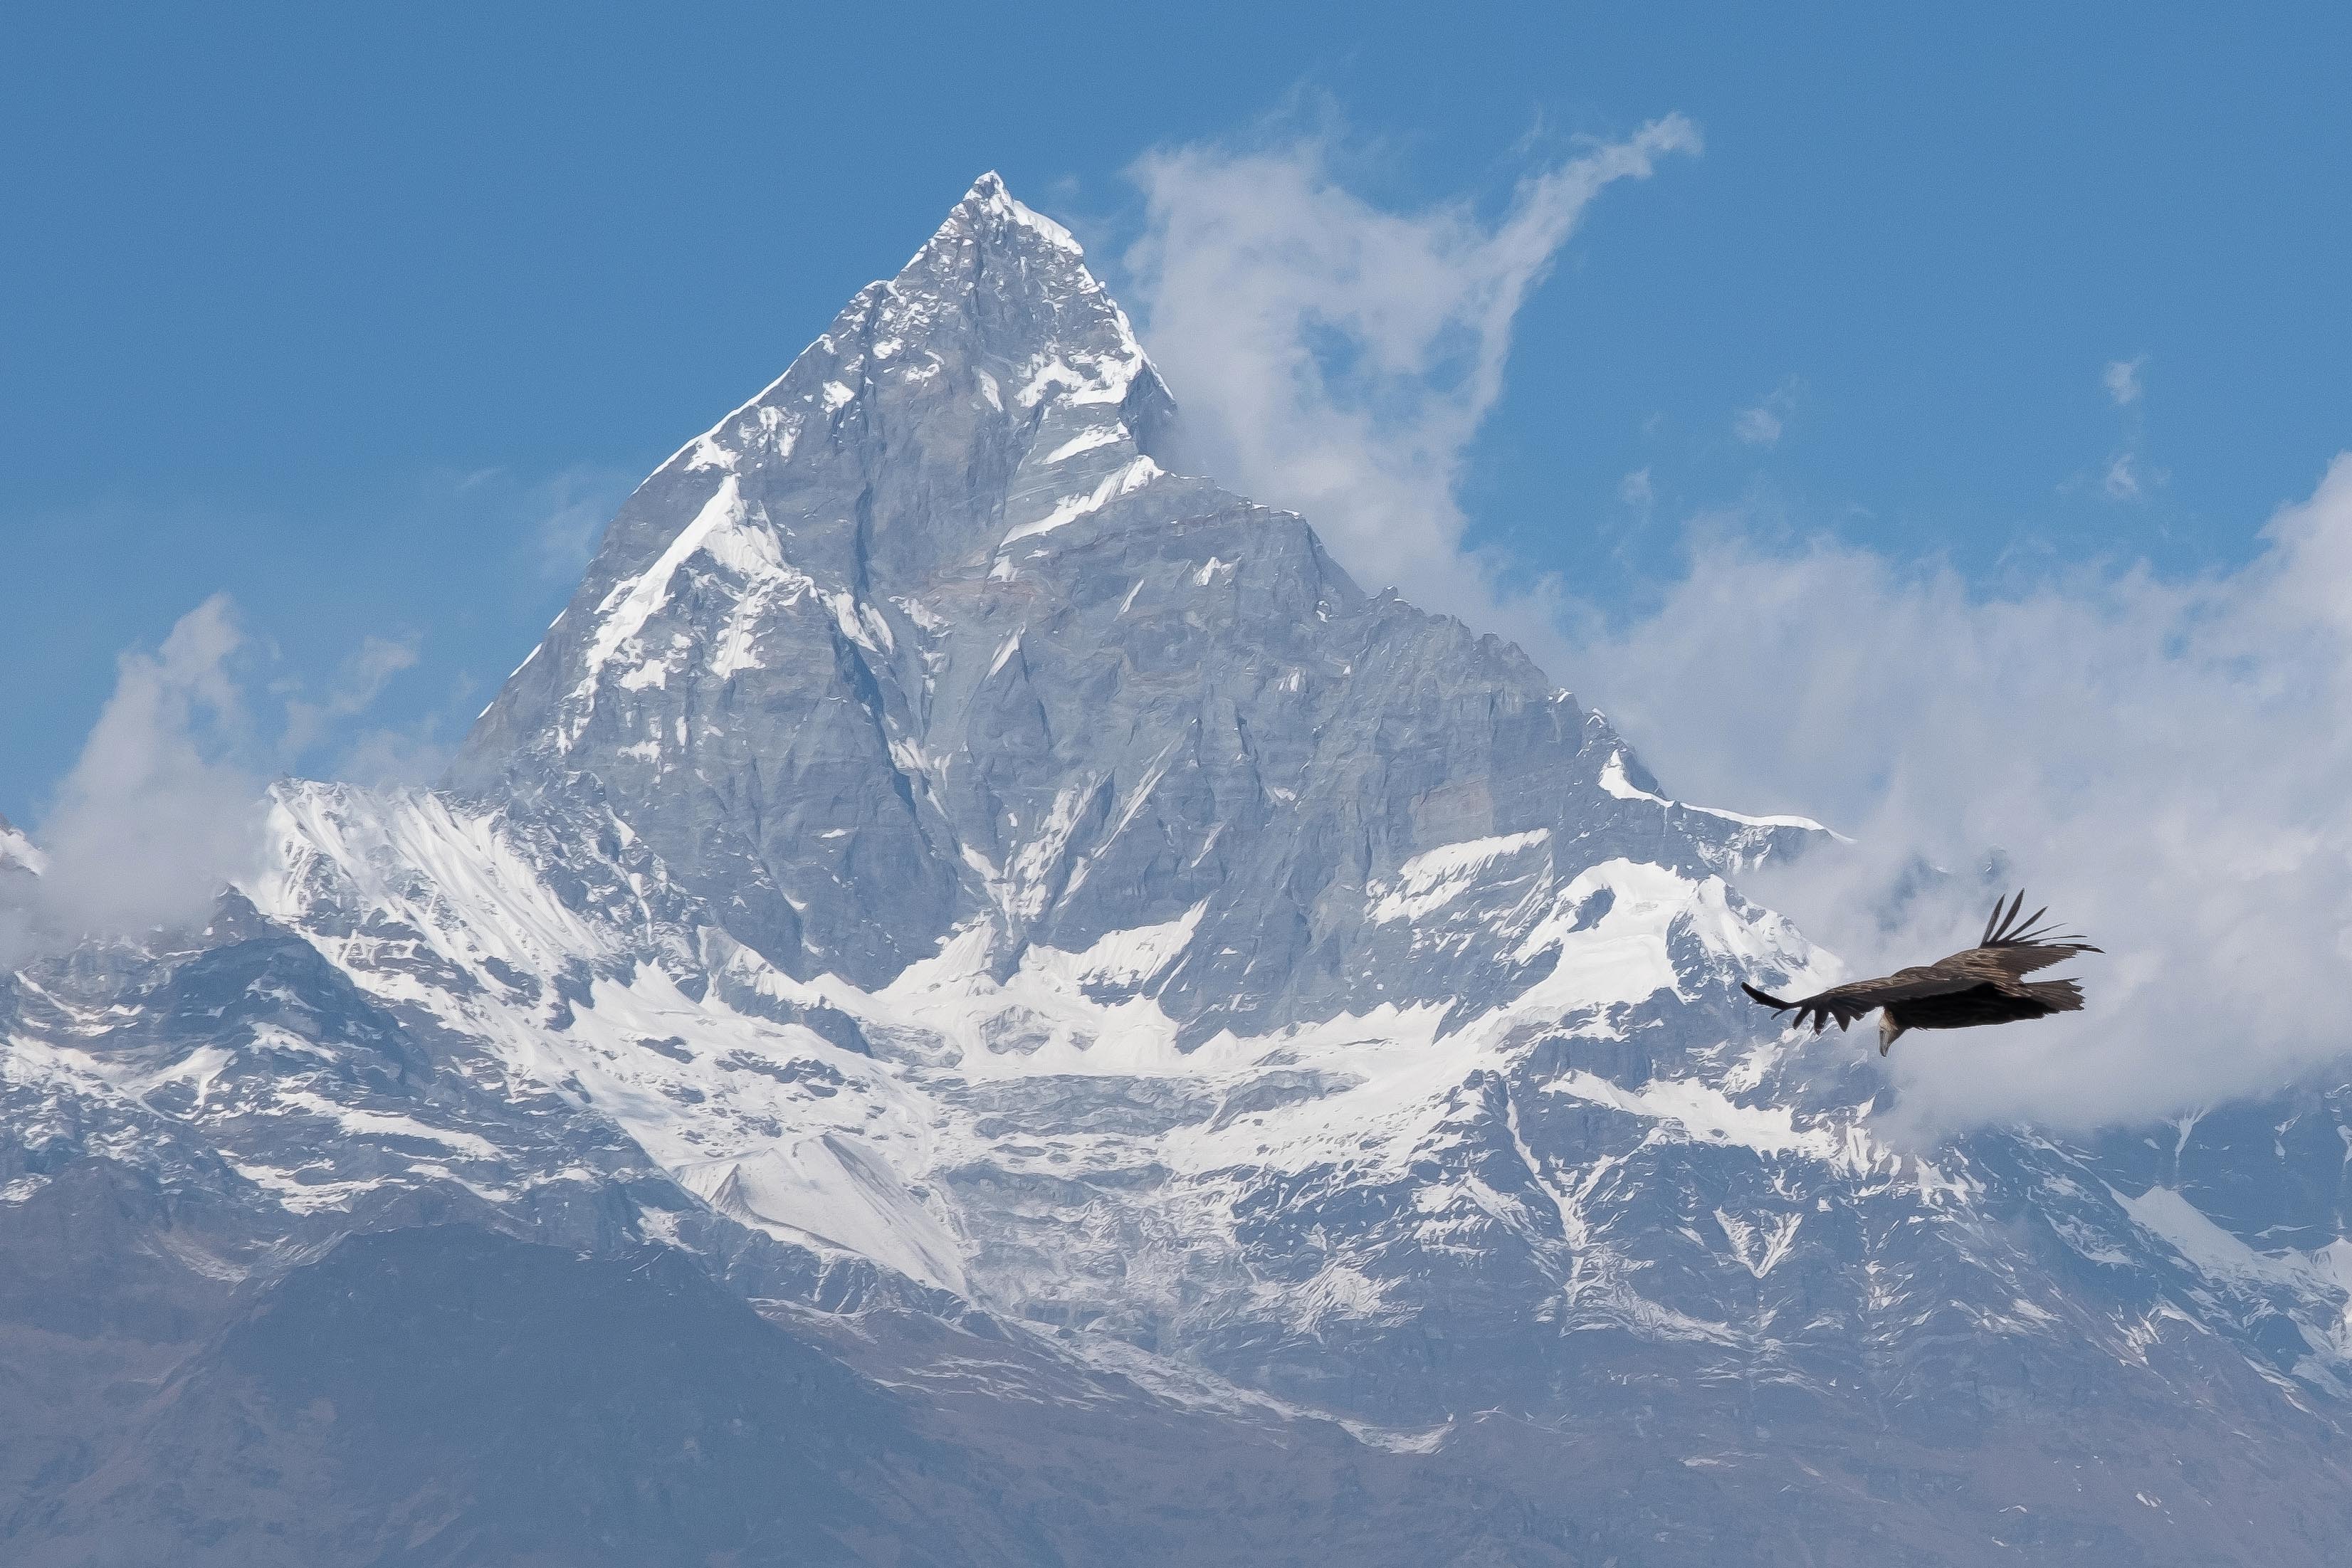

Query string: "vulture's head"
[[1877, 1011, 1909, 1055]]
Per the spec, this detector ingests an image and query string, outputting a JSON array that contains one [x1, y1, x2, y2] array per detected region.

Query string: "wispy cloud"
[[1732, 379, 1800, 448], [2101, 451, 2143, 500], [524, 466, 638, 582], [2090, 354, 2158, 504], [1732, 406, 1783, 447], [2104, 354, 2147, 407], [330, 718, 460, 790], [1618, 467, 1656, 513], [1123, 113, 1699, 647], [281, 634, 421, 759], [280, 633, 466, 789]]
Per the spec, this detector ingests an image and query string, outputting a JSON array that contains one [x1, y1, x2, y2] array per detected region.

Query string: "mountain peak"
[[632, 169, 1164, 516], [448, 173, 1184, 817], [887, 172, 1135, 389], [933, 169, 1086, 260], [448, 165, 1823, 1006]]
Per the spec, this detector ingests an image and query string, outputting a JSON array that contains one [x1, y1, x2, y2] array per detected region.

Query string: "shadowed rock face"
[[9, 177, 2352, 1567]]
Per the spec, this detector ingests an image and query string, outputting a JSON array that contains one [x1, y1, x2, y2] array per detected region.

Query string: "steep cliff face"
[[449, 173, 1818, 1035], [8, 175, 2352, 1567]]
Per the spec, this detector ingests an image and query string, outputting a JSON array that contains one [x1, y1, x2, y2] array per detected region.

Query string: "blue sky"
[[5, 1, 2350, 826]]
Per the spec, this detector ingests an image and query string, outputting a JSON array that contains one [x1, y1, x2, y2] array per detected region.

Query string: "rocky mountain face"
[[8, 176, 2352, 1567]]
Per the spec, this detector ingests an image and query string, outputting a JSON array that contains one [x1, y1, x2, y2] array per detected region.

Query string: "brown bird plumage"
[[1741, 890, 2101, 1054]]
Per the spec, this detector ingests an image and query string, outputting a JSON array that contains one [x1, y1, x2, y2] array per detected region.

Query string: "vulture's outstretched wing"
[[1940, 890, 2103, 979], [1741, 968, 1988, 1034]]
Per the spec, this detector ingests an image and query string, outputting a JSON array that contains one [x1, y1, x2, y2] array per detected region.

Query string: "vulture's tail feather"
[[2023, 979, 2085, 1014]]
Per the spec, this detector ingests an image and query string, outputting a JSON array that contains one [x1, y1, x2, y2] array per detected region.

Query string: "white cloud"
[[2102, 451, 2142, 500], [2090, 356, 2156, 503], [1565, 456, 2352, 1136], [281, 633, 421, 760], [330, 685, 464, 789], [1732, 406, 1783, 447], [1618, 467, 1655, 512], [2104, 354, 2147, 407], [529, 467, 636, 582], [1122, 115, 1699, 646], [1, 598, 446, 962], [444, 463, 635, 584], [2, 596, 268, 957], [1732, 377, 1800, 448]]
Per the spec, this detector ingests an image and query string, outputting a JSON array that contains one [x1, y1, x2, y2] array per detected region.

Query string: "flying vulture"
[[1741, 891, 2101, 1054]]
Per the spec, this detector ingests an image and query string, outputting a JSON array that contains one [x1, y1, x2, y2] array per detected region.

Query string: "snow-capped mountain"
[[8, 175, 2352, 1567]]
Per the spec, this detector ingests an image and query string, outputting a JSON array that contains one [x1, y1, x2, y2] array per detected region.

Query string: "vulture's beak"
[[1878, 1012, 1906, 1056]]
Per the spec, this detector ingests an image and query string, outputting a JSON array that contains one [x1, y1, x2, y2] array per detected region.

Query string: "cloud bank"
[[1570, 460, 2352, 1133], [1125, 122, 2352, 1135], [2, 596, 435, 962], [1, 596, 266, 958]]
